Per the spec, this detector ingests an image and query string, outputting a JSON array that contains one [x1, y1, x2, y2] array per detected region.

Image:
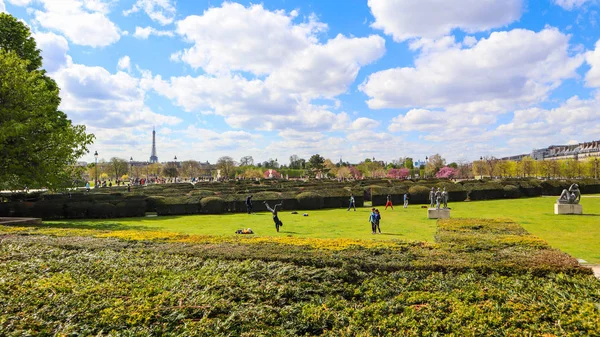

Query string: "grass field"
[[42, 195, 600, 263]]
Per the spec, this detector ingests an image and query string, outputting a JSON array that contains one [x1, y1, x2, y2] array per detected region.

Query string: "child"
[[375, 209, 382, 234], [369, 208, 377, 234], [347, 194, 356, 211], [403, 193, 409, 208]]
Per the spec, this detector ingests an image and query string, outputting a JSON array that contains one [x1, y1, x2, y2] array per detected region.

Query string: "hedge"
[[200, 197, 226, 214], [296, 192, 324, 210], [154, 197, 200, 216], [503, 185, 522, 199], [408, 185, 431, 204]]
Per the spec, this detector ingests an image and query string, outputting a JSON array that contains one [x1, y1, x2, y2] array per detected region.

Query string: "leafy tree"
[[239, 156, 254, 167], [162, 163, 178, 178], [109, 157, 128, 180], [336, 166, 351, 179], [242, 168, 263, 179], [0, 14, 93, 190], [425, 154, 445, 177], [180, 160, 201, 177], [307, 154, 325, 176], [0, 13, 42, 72], [404, 157, 414, 169], [216, 156, 236, 179]]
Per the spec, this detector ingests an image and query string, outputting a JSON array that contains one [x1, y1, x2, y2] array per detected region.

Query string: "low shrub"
[[503, 185, 522, 199], [64, 202, 91, 219], [200, 197, 226, 214], [408, 185, 431, 204], [296, 192, 324, 210], [87, 202, 118, 218]]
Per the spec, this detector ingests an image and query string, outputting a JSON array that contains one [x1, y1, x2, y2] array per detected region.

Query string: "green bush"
[[503, 185, 521, 199], [200, 197, 226, 214], [87, 202, 117, 218], [296, 192, 324, 210], [188, 189, 215, 198], [31, 200, 64, 220], [408, 185, 431, 204], [64, 202, 91, 219]]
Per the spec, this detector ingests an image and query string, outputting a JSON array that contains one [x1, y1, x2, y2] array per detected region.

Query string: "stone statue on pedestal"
[[441, 187, 448, 209], [429, 187, 435, 208], [557, 184, 581, 204], [435, 188, 442, 210]]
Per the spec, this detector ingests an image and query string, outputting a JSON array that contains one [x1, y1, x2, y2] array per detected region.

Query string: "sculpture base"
[[428, 208, 450, 219], [554, 203, 583, 215]]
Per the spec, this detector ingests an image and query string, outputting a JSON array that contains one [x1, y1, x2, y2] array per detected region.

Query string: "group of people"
[[369, 208, 382, 234], [383, 194, 409, 210]]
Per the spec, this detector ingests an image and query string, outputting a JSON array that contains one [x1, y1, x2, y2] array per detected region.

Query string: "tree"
[[180, 160, 201, 177], [336, 167, 351, 179], [404, 158, 414, 169], [436, 166, 457, 179], [307, 154, 325, 177], [162, 163, 178, 178], [0, 13, 42, 72], [425, 154, 445, 177], [387, 168, 409, 179], [109, 157, 128, 180], [239, 156, 254, 167], [242, 168, 263, 179], [216, 156, 236, 179], [289, 155, 303, 169], [0, 14, 93, 191]]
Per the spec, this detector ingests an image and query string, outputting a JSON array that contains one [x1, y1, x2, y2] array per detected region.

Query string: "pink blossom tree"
[[263, 169, 281, 179], [387, 168, 410, 179], [436, 166, 457, 179], [348, 166, 362, 179]]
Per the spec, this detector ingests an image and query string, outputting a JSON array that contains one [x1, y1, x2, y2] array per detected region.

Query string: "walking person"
[[385, 194, 393, 210], [369, 208, 377, 234], [347, 194, 356, 211], [264, 201, 283, 232], [403, 193, 409, 208], [246, 195, 253, 214], [375, 209, 382, 234]]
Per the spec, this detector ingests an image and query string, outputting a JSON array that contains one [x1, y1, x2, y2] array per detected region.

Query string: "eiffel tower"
[[149, 127, 158, 163]]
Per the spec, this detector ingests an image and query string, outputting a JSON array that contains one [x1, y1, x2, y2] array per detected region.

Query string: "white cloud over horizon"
[[368, 0, 523, 41]]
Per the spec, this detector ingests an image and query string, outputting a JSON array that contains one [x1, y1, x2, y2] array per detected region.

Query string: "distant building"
[[504, 140, 600, 161]]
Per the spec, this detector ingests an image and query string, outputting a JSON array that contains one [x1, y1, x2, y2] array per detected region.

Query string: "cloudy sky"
[[3, 0, 600, 165]]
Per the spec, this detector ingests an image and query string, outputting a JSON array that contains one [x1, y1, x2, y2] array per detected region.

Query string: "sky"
[[2, 0, 600, 166]]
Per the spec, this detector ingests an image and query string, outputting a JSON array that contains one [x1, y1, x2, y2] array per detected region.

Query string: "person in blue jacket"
[[369, 208, 377, 234]]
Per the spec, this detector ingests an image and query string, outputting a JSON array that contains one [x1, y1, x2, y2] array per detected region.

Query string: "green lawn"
[[45, 195, 600, 264]]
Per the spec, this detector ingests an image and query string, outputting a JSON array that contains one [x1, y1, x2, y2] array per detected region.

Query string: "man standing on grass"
[[385, 194, 393, 210], [347, 194, 356, 211], [403, 193, 409, 208], [246, 195, 253, 214]]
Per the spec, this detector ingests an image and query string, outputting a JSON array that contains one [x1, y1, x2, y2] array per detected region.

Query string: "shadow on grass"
[[34, 221, 161, 231], [379, 232, 405, 236]]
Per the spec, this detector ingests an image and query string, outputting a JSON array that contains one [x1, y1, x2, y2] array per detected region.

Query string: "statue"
[[441, 187, 448, 209], [429, 187, 435, 208], [557, 184, 581, 204], [435, 188, 442, 210]]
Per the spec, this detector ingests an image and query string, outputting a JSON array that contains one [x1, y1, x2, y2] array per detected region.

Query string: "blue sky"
[[2, 0, 600, 165]]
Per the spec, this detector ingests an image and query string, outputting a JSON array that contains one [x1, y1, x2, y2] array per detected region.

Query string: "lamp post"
[[479, 156, 483, 179], [425, 156, 428, 178], [595, 157, 598, 180], [129, 157, 133, 180], [94, 151, 99, 188]]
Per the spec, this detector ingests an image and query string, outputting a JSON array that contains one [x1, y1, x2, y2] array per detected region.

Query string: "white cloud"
[[6, 0, 31, 6], [133, 26, 174, 39], [146, 2, 384, 133], [368, 0, 523, 41], [494, 95, 600, 150], [554, 0, 591, 10], [0, 0, 6, 12], [361, 28, 584, 111], [173, 2, 327, 75], [34, 32, 70, 72], [351, 117, 380, 130], [117, 55, 131, 72], [585, 39, 600, 87], [124, 0, 176, 26], [32, 0, 120, 47]]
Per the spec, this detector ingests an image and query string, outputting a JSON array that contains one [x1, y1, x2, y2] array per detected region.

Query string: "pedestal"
[[428, 208, 450, 219], [554, 203, 583, 215]]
